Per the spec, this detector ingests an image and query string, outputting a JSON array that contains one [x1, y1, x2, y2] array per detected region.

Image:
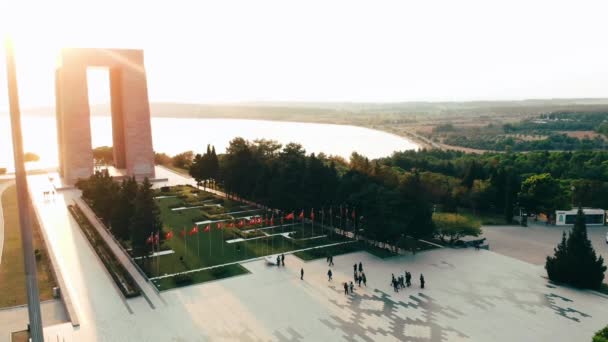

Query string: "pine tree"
[[545, 207, 606, 289], [545, 231, 569, 283], [110, 177, 138, 241], [567, 208, 606, 288], [130, 178, 162, 257]]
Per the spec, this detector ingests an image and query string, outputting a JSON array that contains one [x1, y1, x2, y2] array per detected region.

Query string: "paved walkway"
[[0, 300, 67, 342], [0, 180, 14, 264]]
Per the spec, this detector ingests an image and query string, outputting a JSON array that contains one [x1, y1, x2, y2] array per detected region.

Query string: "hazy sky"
[[1, 0, 608, 109]]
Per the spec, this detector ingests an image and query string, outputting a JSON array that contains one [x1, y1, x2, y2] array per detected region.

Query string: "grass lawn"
[[151, 264, 249, 291], [458, 208, 508, 225], [0, 184, 57, 307], [138, 185, 353, 289], [293, 240, 398, 261]]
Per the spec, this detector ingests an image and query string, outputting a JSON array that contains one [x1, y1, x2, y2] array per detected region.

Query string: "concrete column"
[[110, 68, 126, 169], [120, 64, 155, 180], [54, 68, 64, 176], [57, 66, 93, 184]]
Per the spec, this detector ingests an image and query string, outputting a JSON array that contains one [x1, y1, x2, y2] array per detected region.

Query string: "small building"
[[555, 208, 606, 226]]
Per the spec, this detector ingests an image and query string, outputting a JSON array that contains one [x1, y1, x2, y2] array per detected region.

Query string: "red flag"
[[189, 226, 199, 236], [298, 210, 304, 220], [310, 208, 315, 221], [146, 234, 154, 245], [285, 212, 294, 220], [256, 217, 262, 224], [216, 222, 223, 230], [238, 220, 245, 227], [228, 222, 235, 228], [249, 218, 256, 225], [204, 224, 211, 232], [165, 231, 174, 240]]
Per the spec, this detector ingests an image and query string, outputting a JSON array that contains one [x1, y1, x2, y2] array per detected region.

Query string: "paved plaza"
[[1, 169, 607, 341], [482, 224, 608, 282]]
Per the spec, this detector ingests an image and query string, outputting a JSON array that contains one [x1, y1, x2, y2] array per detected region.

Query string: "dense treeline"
[[444, 133, 606, 152], [504, 112, 608, 133], [189, 139, 608, 244], [383, 149, 608, 219], [191, 138, 436, 243]]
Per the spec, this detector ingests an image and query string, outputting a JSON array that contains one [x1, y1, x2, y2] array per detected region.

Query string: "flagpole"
[[156, 230, 160, 276], [311, 208, 314, 238], [320, 207, 324, 236], [184, 226, 187, 257]]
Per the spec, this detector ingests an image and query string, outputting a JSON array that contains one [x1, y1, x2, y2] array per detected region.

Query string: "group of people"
[[276, 254, 285, 267], [353, 262, 367, 288], [303, 255, 426, 295], [391, 271, 424, 292]]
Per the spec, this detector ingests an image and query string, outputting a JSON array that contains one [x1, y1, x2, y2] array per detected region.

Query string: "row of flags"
[[146, 207, 359, 245]]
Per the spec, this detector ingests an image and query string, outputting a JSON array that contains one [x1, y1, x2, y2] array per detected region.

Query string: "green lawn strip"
[[0, 185, 57, 307], [294, 240, 398, 261], [151, 264, 249, 291], [458, 209, 507, 226], [142, 229, 347, 278], [68, 204, 140, 298]]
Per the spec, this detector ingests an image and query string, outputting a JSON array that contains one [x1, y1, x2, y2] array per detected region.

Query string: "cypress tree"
[[545, 207, 606, 289]]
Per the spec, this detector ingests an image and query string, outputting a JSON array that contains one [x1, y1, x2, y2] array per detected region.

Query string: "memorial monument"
[[55, 48, 155, 184]]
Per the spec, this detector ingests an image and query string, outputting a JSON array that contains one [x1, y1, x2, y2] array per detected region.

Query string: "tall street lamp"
[[4, 38, 44, 341]]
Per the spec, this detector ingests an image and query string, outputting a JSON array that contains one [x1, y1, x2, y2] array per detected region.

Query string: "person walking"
[[420, 274, 425, 289], [329, 256, 334, 266], [354, 271, 358, 283], [393, 279, 399, 293], [349, 281, 354, 294], [327, 269, 333, 281], [326, 255, 330, 264], [358, 262, 363, 273], [343, 282, 348, 295], [362, 272, 367, 286], [358, 274, 362, 287], [281, 253, 285, 266], [353, 263, 357, 273], [276, 255, 281, 267], [406, 272, 411, 287], [300, 268, 304, 280]]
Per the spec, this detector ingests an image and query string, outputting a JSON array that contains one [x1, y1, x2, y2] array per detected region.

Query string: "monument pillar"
[[55, 48, 155, 184]]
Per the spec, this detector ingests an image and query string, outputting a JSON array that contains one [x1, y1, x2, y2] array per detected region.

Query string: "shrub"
[[174, 273, 193, 285], [593, 325, 608, 342]]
